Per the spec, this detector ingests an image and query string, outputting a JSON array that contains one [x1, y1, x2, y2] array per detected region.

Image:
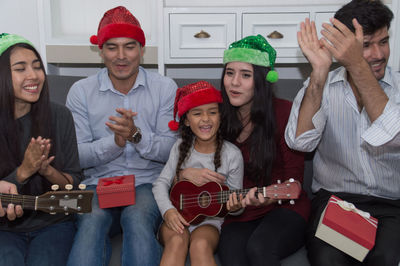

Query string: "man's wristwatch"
[[129, 127, 142, 144]]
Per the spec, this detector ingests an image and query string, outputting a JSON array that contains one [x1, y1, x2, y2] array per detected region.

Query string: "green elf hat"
[[0, 33, 34, 56], [223, 34, 278, 83]]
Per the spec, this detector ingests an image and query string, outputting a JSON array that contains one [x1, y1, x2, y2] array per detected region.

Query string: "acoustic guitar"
[[0, 190, 93, 215], [170, 179, 301, 224]]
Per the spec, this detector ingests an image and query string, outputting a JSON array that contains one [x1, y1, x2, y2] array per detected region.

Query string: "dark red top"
[[224, 98, 310, 224]]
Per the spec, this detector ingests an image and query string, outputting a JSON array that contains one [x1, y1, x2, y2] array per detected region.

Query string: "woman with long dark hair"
[[0, 33, 82, 266], [180, 35, 310, 265]]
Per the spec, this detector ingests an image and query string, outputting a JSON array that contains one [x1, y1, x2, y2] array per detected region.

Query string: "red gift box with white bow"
[[315, 195, 378, 262], [96, 175, 135, 209]]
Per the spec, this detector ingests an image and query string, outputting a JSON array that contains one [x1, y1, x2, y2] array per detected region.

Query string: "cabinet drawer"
[[242, 12, 309, 61], [169, 13, 236, 58]]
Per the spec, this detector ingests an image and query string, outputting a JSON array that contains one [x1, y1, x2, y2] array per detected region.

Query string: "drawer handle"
[[194, 30, 211, 39], [267, 31, 284, 39]]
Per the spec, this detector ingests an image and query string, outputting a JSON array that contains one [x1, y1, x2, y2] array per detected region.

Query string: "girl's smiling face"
[[185, 102, 220, 147]]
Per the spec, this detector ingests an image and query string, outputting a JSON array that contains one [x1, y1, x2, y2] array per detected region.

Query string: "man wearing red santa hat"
[[66, 6, 178, 266]]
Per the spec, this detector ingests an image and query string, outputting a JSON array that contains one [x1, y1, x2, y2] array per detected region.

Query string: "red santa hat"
[[90, 6, 145, 48], [168, 81, 223, 131]]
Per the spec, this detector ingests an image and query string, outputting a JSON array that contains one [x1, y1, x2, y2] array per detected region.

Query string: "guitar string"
[[0, 200, 36, 208], [172, 187, 297, 207], [0, 195, 55, 208], [175, 196, 298, 208], [0, 195, 36, 201], [173, 186, 293, 199]]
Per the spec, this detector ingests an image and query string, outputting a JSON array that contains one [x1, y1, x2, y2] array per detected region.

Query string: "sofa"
[[47, 75, 312, 266]]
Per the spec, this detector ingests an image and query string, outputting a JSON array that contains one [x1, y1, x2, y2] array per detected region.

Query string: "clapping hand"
[[298, 18, 332, 73], [17, 137, 53, 183], [320, 18, 364, 70], [106, 108, 138, 147]]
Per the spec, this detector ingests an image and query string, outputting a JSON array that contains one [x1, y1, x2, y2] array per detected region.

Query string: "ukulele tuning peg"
[[51, 184, 59, 191], [278, 200, 282, 205], [277, 180, 281, 184], [290, 200, 295, 205], [65, 184, 73, 191], [78, 184, 86, 190], [289, 178, 294, 182]]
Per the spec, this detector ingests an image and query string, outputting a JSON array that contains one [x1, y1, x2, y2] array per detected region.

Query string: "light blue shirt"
[[285, 66, 400, 200], [66, 67, 178, 186]]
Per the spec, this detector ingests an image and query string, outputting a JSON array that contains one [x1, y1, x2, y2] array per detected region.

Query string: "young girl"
[[152, 81, 244, 266], [0, 33, 82, 266]]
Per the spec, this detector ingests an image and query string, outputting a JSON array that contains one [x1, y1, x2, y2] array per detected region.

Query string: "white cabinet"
[[160, 4, 342, 71], [159, 1, 399, 74]]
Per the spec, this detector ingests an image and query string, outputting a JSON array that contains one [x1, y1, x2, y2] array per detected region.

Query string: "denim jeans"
[[0, 220, 75, 266], [67, 183, 162, 266]]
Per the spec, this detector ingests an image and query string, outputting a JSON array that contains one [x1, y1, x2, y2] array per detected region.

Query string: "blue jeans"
[[67, 183, 162, 266], [0, 221, 75, 266]]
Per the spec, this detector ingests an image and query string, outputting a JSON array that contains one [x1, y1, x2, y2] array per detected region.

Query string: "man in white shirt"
[[285, 0, 400, 265]]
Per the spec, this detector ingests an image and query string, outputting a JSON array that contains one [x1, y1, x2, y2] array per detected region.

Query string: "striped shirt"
[[285, 66, 400, 200]]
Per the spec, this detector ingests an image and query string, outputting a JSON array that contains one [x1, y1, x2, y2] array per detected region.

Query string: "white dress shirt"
[[285, 66, 400, 200]]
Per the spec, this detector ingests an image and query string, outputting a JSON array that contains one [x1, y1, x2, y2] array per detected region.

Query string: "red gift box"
[[96, 175, 135, 209], [315, 195, 378, 262]]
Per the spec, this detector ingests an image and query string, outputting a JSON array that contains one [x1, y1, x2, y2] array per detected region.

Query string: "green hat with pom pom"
[[223, 34, 278, 83]]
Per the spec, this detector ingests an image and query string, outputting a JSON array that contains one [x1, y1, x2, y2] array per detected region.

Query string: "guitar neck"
[[218, 188, 264, 203], [0, 193, 37, 210], [218, 181, 301, 203], [1, 190, 94, 214]]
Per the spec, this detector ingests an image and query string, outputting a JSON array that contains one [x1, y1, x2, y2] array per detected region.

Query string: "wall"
[[0, 0, 44, 61]]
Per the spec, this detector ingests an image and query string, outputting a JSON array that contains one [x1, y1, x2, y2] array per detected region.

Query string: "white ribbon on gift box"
[[329, 197, 378, 228]]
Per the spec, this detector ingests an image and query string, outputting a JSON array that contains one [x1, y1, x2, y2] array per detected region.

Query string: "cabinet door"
[[242, 12, 309, 63], [169, 13, 236, 59]]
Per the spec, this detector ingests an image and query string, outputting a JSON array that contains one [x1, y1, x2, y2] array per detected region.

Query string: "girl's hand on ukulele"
[[179, 168, 226, 186], [226, 192, 244, 212], [242, 187, 277, 207], [164, 208, 190, 234]]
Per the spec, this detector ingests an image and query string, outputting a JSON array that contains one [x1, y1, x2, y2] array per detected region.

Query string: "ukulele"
[[170, 179, 301, 224], [0, 189, 93, 215]]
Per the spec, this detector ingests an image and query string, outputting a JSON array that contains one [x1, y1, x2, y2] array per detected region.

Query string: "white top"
[[285, 66, 400, 200]]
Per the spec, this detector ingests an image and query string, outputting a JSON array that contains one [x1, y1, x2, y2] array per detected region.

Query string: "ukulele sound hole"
[[198, 191, 211, 208]]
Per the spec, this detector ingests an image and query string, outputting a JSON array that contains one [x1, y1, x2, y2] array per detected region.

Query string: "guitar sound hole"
[[198, 191, 211, 208]]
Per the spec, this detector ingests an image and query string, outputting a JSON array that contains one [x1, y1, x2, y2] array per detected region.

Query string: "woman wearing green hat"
[[218, 35, 310, 265], [0, 33, 82, 266], [180, 35, 310, 265]]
